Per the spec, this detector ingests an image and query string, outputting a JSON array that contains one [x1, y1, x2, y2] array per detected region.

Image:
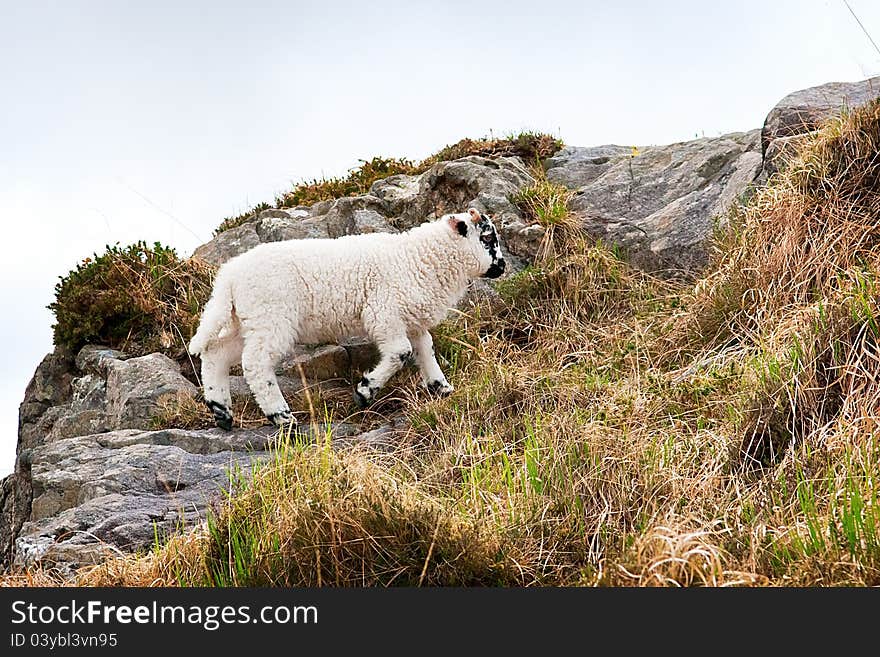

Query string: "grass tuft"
[[49, 242, 215, 360]]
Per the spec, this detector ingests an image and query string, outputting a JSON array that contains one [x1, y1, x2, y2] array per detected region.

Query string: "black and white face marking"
[[476, 213, 505, 279]]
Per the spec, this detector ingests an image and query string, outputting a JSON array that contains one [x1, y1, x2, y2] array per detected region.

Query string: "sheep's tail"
[[188, 274, 236, 356]]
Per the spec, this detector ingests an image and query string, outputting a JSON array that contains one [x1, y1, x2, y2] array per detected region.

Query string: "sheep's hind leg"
[[200, 335, 243, 431], [241, 337, 295, 428], [354, 335, 413, 408], [410, 330, 454, 396]]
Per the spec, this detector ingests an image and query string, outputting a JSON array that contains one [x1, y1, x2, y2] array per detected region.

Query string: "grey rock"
[[229, 375, 303, 406], [322, 196, 395, 238], [371, 156, 537, 262], [105, 354, 197, 430], [545, 145, 633, 188], [550, 130, 763, 274], [0, 471, 32, 567], [309, 199, 334, 215], [12, 422, 367, 570], [191, 156, 536, 268], [18, 348, 74, 432], [760, 77, 880, 178], [46, 409, 113, 443], [18, 405, 70, 459], [278, 344, 351, 383], [74, 345, 126, 376], [499, 220, 546, 261], [370, 174, 421, 217], [254, 207, 326, 242], [761, 76, 880, 152], [14, 425, 277, 569], [400, 156, 536, 259], [192, 222, 260, 266], [70, 373, 106, 410]]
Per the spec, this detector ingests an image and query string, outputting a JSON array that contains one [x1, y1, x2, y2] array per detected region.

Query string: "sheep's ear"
[[447, 214, 468, 237], [467, 207, 482, 224]]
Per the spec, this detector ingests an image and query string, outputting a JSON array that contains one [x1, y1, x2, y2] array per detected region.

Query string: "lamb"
[[188, 207, 506, 430]]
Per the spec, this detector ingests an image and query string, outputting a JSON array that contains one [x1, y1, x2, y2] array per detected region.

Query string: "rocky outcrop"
[[16, 424, 328, 571], [194, 156, 537, 266], [0, 341, 397, 573], [193, 135, 767, 276], [545, 131, 764, 274], [761, 76, 880, 176], [5, 76, 880, 574], [185, 77, 880, 278], [761, 76, 880, 154]]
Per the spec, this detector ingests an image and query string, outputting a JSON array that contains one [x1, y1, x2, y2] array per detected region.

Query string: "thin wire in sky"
[[842, 0, 880, 57], [116, 178, 206, 244]]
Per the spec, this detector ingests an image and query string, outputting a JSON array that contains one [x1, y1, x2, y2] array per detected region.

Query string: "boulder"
[[105, 353, 198, 430], [761, 77, 880, 176], [761, 76, 880, 151], [0, 471, 32, 568], [319, 196, 396, 238], [192, 222, 260, 266], [13, 423, 363, 571], [254, 208, 325, 243], [278, 344, 351, 383], [74, 345, 126, 376], [547, 131, 764, 274], [18, 347, 74, 445]]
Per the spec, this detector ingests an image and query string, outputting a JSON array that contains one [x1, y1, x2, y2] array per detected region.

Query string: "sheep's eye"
[[480, 233, 494, 245]]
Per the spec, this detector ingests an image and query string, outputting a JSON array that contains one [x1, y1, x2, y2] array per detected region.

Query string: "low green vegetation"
[[49, 241, 214, 359]]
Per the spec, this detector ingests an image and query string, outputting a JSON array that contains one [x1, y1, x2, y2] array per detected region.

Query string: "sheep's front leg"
[[354, 335, 412, 408], [410, 330, 454, 396]]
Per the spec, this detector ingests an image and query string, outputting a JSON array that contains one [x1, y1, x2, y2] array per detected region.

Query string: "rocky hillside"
[[2, 76, 878, 575]]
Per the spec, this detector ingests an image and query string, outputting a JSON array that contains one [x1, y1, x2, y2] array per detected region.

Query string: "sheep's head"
[[447, 208, 506, 279]]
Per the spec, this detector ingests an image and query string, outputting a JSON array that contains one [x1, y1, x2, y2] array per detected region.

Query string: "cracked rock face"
[[16, 425, 306, 571], [545, 131, 764, 275], [11, 420, 376, 573]]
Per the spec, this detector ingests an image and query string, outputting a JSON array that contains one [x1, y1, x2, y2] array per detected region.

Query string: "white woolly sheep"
[[188, 207, 506, 429]]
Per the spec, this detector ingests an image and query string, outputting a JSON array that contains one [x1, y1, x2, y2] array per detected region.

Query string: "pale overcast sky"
[[2, 0, 879, 474]]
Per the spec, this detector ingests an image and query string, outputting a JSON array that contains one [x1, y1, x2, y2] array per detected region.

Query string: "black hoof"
[[267, 411, 295, 428], [353, 388, 370, 408], [426, 380, 454, 396], [206, 400, 233, 431]]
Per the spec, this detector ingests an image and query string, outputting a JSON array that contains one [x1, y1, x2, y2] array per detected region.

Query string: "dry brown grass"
[[665, 99, 880, 467], [152, 390, 268, 430]]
